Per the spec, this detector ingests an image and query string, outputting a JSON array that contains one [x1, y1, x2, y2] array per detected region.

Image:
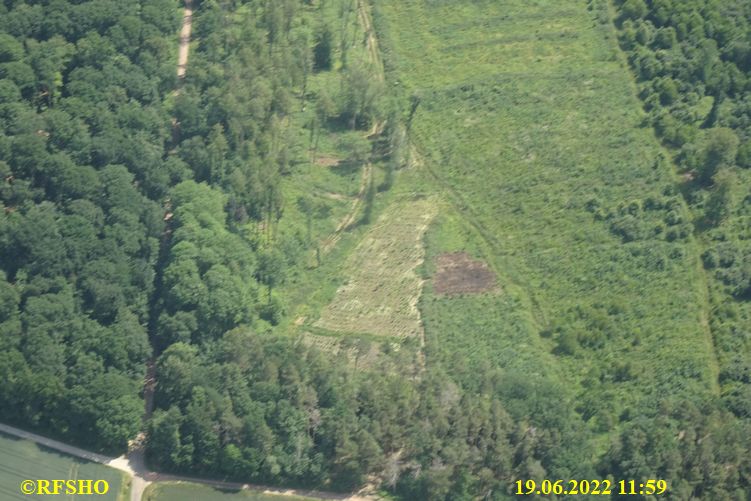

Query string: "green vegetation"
[[2, 0, 751, 499], [0, 432, 128, 500], [0, 0, 178, 453], [371, 0, 751, 497], [611, 0, 751, 435], [143, 482, 313, 501], [0, 0, 387, 460]]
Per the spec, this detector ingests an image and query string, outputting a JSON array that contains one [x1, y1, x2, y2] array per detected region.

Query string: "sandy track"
[[177, 0, 192, 78]]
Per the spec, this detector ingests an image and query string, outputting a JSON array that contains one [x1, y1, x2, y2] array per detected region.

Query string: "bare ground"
[[434, 252, 499, 296], [177, 1, 192, 79]]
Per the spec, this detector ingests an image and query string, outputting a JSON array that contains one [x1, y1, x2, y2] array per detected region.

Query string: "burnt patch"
[[434, 252, 498, 296]]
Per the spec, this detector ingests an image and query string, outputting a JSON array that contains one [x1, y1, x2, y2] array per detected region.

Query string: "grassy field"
[[143, 482, 314, 501], [372, 0, 719, 432], [0, 433, 128, 500]]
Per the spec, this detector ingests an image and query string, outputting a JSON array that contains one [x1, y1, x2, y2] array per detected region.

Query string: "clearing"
[[374, 0, 719, 423], [313, 196, 437, 339]]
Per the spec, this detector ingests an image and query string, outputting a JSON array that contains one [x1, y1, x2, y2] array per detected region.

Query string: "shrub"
[[621, 0, 648, 21]]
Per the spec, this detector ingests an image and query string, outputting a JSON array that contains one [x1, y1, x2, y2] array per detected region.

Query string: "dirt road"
[[320, 1, 386, 255], [177, 0, 193, 78], [357, 0, 384, 83], [320, 162, 372, 254]]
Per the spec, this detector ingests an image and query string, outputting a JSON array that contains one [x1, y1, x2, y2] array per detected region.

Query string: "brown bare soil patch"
[[434, 252, 498, 296]]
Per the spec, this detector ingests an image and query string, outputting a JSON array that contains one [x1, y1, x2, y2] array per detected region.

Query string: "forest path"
[[320, 0, 385, 255], [320, 162, 372, 254], [177, 0, 193, 79], [357, 0, 384, 83], [0, 422, 377, 501]]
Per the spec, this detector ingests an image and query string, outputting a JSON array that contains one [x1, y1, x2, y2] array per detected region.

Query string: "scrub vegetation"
[[611, 0, 751, 425], [372, 0, 751, 497]]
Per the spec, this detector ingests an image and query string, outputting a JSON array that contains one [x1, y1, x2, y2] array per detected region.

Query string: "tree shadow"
[[330, 160, 363, 178]]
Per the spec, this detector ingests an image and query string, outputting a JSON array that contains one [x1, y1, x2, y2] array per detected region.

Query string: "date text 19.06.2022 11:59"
[[515, 479, 668, 496]]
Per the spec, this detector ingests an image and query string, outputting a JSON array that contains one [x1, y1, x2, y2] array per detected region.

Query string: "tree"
[[705, 170, 735, 226], [156, 342, 199, 408], [110, 308, 151, 374], [257, 249, 285, 302], [736, 141, 751, 168], [339, 133, 370, 165], [620, 0, 647, 21], [341, 61, 384, 129], [653, 27, 676, 49], [293, 30, 313, 100], [656, 77, 678, 105], [206, 124, 228, 183], [11, 202, 68, 277], [184, 386, 221, 471], [313, 24, 333, 71], [156, 311, 197, 349], [297, 196, 314, 243], [197, 264, 254, 339], [147, 407, 185, 470], [310, 88, 336, 161], [163, 257, 206, 312], [699, 128, 738, 184], [0, 34, 23, 63]]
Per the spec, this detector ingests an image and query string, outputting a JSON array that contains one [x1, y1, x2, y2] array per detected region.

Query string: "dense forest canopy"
[[0, 0, 178, 452], [0, 0, 749, 499]]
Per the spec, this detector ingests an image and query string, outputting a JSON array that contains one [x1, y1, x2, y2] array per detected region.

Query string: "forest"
[[0, 0, 749, 500]]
